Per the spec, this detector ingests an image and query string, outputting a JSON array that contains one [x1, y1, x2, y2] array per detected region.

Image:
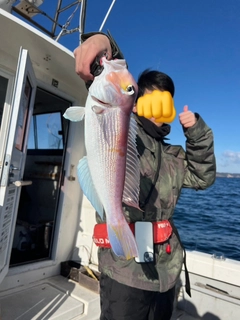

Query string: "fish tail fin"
[[107, 220, 138, 260]]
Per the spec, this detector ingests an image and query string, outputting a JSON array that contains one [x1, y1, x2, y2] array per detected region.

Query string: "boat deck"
[[0, 275, 200, 320]]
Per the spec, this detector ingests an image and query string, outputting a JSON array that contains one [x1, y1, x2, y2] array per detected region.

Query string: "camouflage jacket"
[[98, 113, 216, 292]]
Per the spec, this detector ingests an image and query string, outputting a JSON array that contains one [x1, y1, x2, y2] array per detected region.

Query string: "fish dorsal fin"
[[77, 156, 104, 219], [63, 106, 85, 122], [122, 114, 141, 209]]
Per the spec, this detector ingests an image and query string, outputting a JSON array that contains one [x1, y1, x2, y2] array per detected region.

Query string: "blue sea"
[[173, 177, 240, 261]]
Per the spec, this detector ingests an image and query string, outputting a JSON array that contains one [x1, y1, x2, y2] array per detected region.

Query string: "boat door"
[[0, 48, 36, 284]]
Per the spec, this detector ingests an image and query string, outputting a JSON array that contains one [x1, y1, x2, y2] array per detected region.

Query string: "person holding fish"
[[70, 32, 216, 320]]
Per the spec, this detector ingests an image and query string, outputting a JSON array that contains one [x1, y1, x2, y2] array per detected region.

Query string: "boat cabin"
[[0, 3, 102, 318]]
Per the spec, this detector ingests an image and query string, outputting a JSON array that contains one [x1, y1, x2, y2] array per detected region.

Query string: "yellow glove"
[[136, 90, 176, 123]]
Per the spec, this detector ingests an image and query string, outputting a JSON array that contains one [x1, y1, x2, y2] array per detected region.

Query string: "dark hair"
[[137, 69, 175, 99]]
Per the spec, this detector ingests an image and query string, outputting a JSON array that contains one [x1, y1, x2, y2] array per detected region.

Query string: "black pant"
[[100, 273, 175, 320]]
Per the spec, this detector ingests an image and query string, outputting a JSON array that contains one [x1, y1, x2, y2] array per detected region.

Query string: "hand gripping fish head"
[[89, 58, 138, 114], [64, 59, 140, 260]]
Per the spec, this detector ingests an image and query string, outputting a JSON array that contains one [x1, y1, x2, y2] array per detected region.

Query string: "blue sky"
[[15, 0, 240, 173]]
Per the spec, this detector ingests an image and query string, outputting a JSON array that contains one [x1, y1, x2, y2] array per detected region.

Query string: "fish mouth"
[[92, 96, 111, 107]]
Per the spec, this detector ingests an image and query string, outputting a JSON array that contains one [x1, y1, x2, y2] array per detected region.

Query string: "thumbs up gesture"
[[179, 105, 196, 128]]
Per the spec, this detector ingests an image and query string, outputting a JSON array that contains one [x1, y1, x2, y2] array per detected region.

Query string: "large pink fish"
[[64, 58, 140, 260]]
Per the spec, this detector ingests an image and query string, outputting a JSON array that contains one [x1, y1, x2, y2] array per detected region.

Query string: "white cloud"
[[222, 151, 240, 164], [217, 151, 240, 173]]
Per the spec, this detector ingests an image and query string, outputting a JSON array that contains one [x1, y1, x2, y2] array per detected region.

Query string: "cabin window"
[[0, 75, 8, 127], [0, 71, 14, 179], [28, 111, 64, 150]]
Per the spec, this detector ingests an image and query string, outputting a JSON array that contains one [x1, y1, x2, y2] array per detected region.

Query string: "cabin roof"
[[0, 8, 87, 103]]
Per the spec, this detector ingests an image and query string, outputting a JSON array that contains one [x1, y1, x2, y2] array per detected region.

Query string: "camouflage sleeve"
[[182, 114, 216, 190]]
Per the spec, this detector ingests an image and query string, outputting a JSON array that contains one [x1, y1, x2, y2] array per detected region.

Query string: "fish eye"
[[126, 85, 134, 93]]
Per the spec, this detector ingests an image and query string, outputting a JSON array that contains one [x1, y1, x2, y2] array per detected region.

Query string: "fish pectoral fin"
[[92, 105, 105, 114], [77, 157, 104, 219], [108, 219, 138, 260], [122, 114, 141, 210], [63, 106, 85, 122]]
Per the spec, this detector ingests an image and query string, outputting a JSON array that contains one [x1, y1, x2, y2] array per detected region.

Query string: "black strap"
[[140, 144, 161, 211], [169, 219, 191, 297]]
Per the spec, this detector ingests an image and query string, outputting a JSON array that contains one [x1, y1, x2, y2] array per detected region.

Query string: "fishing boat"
[[0, 1, 239, 319]]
